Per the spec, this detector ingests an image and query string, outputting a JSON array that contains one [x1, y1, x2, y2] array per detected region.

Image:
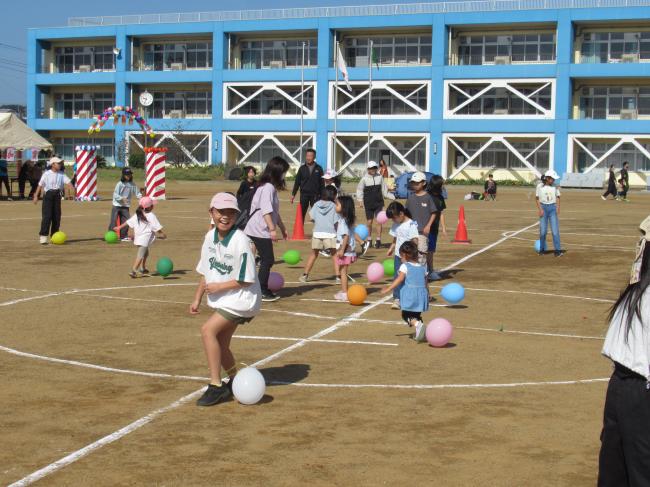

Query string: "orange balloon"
[[347, 284, 368, 306]]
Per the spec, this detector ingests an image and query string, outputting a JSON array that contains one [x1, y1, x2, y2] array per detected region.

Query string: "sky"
[[0, 0, 406, 106]]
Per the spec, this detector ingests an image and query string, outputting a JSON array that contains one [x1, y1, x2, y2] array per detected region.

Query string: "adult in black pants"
[[619, 161, 630, 201], [33, 157, 74, 245], [599, 215, 650, 486], [18, 160, 33, 199], [245, 157, 290, 302], [602, 164, 618, 200], [291, 148, 324, 222]]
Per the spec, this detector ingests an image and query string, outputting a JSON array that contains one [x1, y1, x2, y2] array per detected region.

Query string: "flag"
[[370, 43, 379, 68], [336, 43, 352, 92]]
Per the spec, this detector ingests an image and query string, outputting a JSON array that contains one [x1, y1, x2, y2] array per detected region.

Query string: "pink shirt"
[[244, 182, 279, 239]]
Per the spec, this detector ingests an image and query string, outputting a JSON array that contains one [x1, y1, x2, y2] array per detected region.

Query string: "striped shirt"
[[38, 170, 70, 192]]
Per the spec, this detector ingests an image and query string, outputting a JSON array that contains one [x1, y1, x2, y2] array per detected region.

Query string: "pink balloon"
[[426, 318, 453, 347], [268, 272, 285, 292], [376, 211, 388, 224], [366, 262, 384, 283]]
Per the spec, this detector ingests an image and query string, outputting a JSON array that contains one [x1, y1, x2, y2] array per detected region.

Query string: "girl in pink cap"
[[114, 196, 166, 278]]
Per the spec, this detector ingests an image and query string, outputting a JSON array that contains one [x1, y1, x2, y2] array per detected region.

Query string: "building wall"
[[25, 5, 650, 182]]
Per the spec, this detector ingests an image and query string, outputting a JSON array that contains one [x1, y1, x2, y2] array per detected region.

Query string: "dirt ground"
[[0, 178, 645, 486]]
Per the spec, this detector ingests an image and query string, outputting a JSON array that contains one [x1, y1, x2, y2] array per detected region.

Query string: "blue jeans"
[[393, 255, 403, 299], [539, 203, 561, 252]]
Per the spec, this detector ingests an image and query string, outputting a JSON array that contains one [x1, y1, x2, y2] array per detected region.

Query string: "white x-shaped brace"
[[227, 133, 315, 169], [226, 84, 315, 116], [575, 136, 650, 174], [128, 132, 210, 165], [333, 82, 428, 115], [448, 135, 549, 180], [334, 134, 426, 175], [448, 80, 552, 116]]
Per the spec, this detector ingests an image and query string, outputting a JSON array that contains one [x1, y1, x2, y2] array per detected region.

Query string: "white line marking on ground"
[[455, 326, 604, 340], [428, 284, 616, 304], [5, 219, 550, 486], [299, 298, 452, 307], [234, 335, 397, 346]]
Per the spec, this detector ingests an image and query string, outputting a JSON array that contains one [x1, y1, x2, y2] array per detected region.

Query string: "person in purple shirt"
[[244, 156, 290, 302]]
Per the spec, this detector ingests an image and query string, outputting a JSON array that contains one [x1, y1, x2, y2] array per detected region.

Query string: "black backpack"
[[235, 186, 259, 230]]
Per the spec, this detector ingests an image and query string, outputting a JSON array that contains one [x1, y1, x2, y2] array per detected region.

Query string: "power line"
[[0, 42, 26, 52], [0, 57, 27, 68], [0, 65, 26, 74]]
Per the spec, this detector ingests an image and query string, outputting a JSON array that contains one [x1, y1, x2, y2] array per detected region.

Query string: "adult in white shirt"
[[599, 215, 650, 485], [33, 156, 74, 244], [535, 170, 563, 257]]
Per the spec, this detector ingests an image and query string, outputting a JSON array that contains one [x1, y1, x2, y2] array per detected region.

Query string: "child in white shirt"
[[114, 196, 166, 277], [386, 201, 419, 309], [190, 192, 262, 407]]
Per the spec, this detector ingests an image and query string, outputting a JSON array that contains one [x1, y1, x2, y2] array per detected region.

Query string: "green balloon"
[[104, 231, 119, 244], [383, 258, 395, 277], [283, 250, 301, 266], [156, 257, 174, 277]]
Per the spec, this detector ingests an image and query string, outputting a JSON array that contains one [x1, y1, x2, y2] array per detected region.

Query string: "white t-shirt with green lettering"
[[196, 228, 261, 317]]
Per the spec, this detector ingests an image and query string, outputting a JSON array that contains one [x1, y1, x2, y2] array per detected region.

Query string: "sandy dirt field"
[[1, 178, 645, 486]]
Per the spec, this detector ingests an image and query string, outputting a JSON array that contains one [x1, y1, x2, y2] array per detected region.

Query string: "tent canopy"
[[0, 113, 52, 151]]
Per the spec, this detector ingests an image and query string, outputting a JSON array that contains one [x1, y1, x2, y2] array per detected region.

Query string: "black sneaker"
[[374, 239, 381, 249], [554, 250, 565, 257], [196, 383, 232, 407], [262, 291, 280, 302]]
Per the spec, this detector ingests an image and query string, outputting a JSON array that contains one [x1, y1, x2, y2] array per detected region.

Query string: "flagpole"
[[300, 41, 305, 166], [367, 39, 373, 164], [333, 40, 339, 172]]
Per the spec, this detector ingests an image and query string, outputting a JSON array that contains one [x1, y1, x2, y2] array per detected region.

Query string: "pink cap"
[[138, 196, 157, 209], [210, 192, 240, 212]]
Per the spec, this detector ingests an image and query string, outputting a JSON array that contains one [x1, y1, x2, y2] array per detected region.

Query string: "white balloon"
[[232, 367, 266, 405]]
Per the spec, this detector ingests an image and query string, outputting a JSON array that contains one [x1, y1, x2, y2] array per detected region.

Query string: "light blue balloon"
[[440, 282, 465, 305], [534, 240, 542, 253], [354, 224, 369, 241]]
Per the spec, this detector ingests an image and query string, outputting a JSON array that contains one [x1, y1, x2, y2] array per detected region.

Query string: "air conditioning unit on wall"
[[78, 65, 92, 72], [168, 110, 184, 119], [170, 62, 184, 70], [494, 55, 511, 65], [76, 110, 91, 118], [493, 108, 509, 115], [621, 53, 639, 63], [269, 60, 285, 68], [620, 109, 638, 120]]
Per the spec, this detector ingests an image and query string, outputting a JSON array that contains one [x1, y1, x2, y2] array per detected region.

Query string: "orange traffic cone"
[[452, 205, 471, 244], [291, 202, 306, 240]]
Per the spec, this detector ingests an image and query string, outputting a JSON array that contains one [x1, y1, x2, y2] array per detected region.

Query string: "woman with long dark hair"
[[244, 157, 290, 302], [599, 215, 650, 485]]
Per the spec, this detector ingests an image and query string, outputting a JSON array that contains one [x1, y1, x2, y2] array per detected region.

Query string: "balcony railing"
[[67, 0, 650, 27], [448, 54, 556, 65], [40, 65, 115, 74]]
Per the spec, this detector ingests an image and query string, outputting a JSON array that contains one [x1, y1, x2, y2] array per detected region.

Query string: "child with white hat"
[[535, 170, 563, 256]]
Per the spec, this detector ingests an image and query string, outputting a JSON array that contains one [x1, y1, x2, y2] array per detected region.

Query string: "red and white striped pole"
[[74, 145, 99, 201], [144, 147, 167, 200]]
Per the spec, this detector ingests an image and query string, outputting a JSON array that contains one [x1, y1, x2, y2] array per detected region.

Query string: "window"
[[147, 91, 212, 118], [576, 142, 650, 172], [334, 84, 427, 116], [337, 138, 426, 170], [581, 31, 648, 63], [456, 140, 549, 170], [53, 137, 115, 164], [238, 39, 317, 69], [237, 138, 303, 164], [451, 84, 551, 115], [54, 46, 115, 73], [228, 86, 313, 115], [579, 86, 649, 119], [53, 92, 115, 118], [141, 41, 212, 71], [343, 35, 432, 67], [457, 33, 556, 65]]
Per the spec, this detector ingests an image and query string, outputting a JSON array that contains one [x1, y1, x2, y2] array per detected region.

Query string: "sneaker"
[[601, 195, 607, 200], [261, 292, 280, 302], [414, 321, 427, 342], [374, 239, 381, 249], [140, 268, 150, 274], [319, 249, 331, 258], [334, 291, 348, 301], [362, 240, 371, 256], [196, 383, 232, 407], [335, 276, 341, 284], [428, 271, 442, 281], [391, 298, 400, 310], [129, 270, 138, 278], [554, 250, 565, 257], [39, 235, 48, 245], [299, 274, 309, 283], [7, 197, 12, 201], [121, 237, 131, 242]]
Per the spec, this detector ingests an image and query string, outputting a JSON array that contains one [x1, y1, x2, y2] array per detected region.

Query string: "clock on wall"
[[139, 91, 153, 107]]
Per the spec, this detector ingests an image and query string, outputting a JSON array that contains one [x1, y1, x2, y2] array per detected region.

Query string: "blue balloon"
[[440, 282, 465, 305], [354, 224, 369, 241], [534, 240, 542, 253]]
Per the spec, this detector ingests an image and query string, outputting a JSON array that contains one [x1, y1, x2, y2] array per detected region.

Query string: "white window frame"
[[328, 132, 429, 175], [444, 78, 555, 119], [222, 131, 317, 171], [329, 80, 430, 119], [224, 82, 316, 119], [567, 133, 650, 173], [443, 133, 554, 179]]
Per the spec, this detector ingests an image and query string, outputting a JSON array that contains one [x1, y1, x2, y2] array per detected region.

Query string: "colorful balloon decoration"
[[88, 106, 155, 138]]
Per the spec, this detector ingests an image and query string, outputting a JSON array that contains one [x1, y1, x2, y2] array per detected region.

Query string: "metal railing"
[[67, 0, 650, 27]]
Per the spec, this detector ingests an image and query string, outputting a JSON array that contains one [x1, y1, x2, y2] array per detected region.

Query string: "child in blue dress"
[[382, 240, 429, 342]]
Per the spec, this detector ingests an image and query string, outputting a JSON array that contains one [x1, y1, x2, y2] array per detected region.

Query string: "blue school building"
[[25, 0, 650, 185]]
